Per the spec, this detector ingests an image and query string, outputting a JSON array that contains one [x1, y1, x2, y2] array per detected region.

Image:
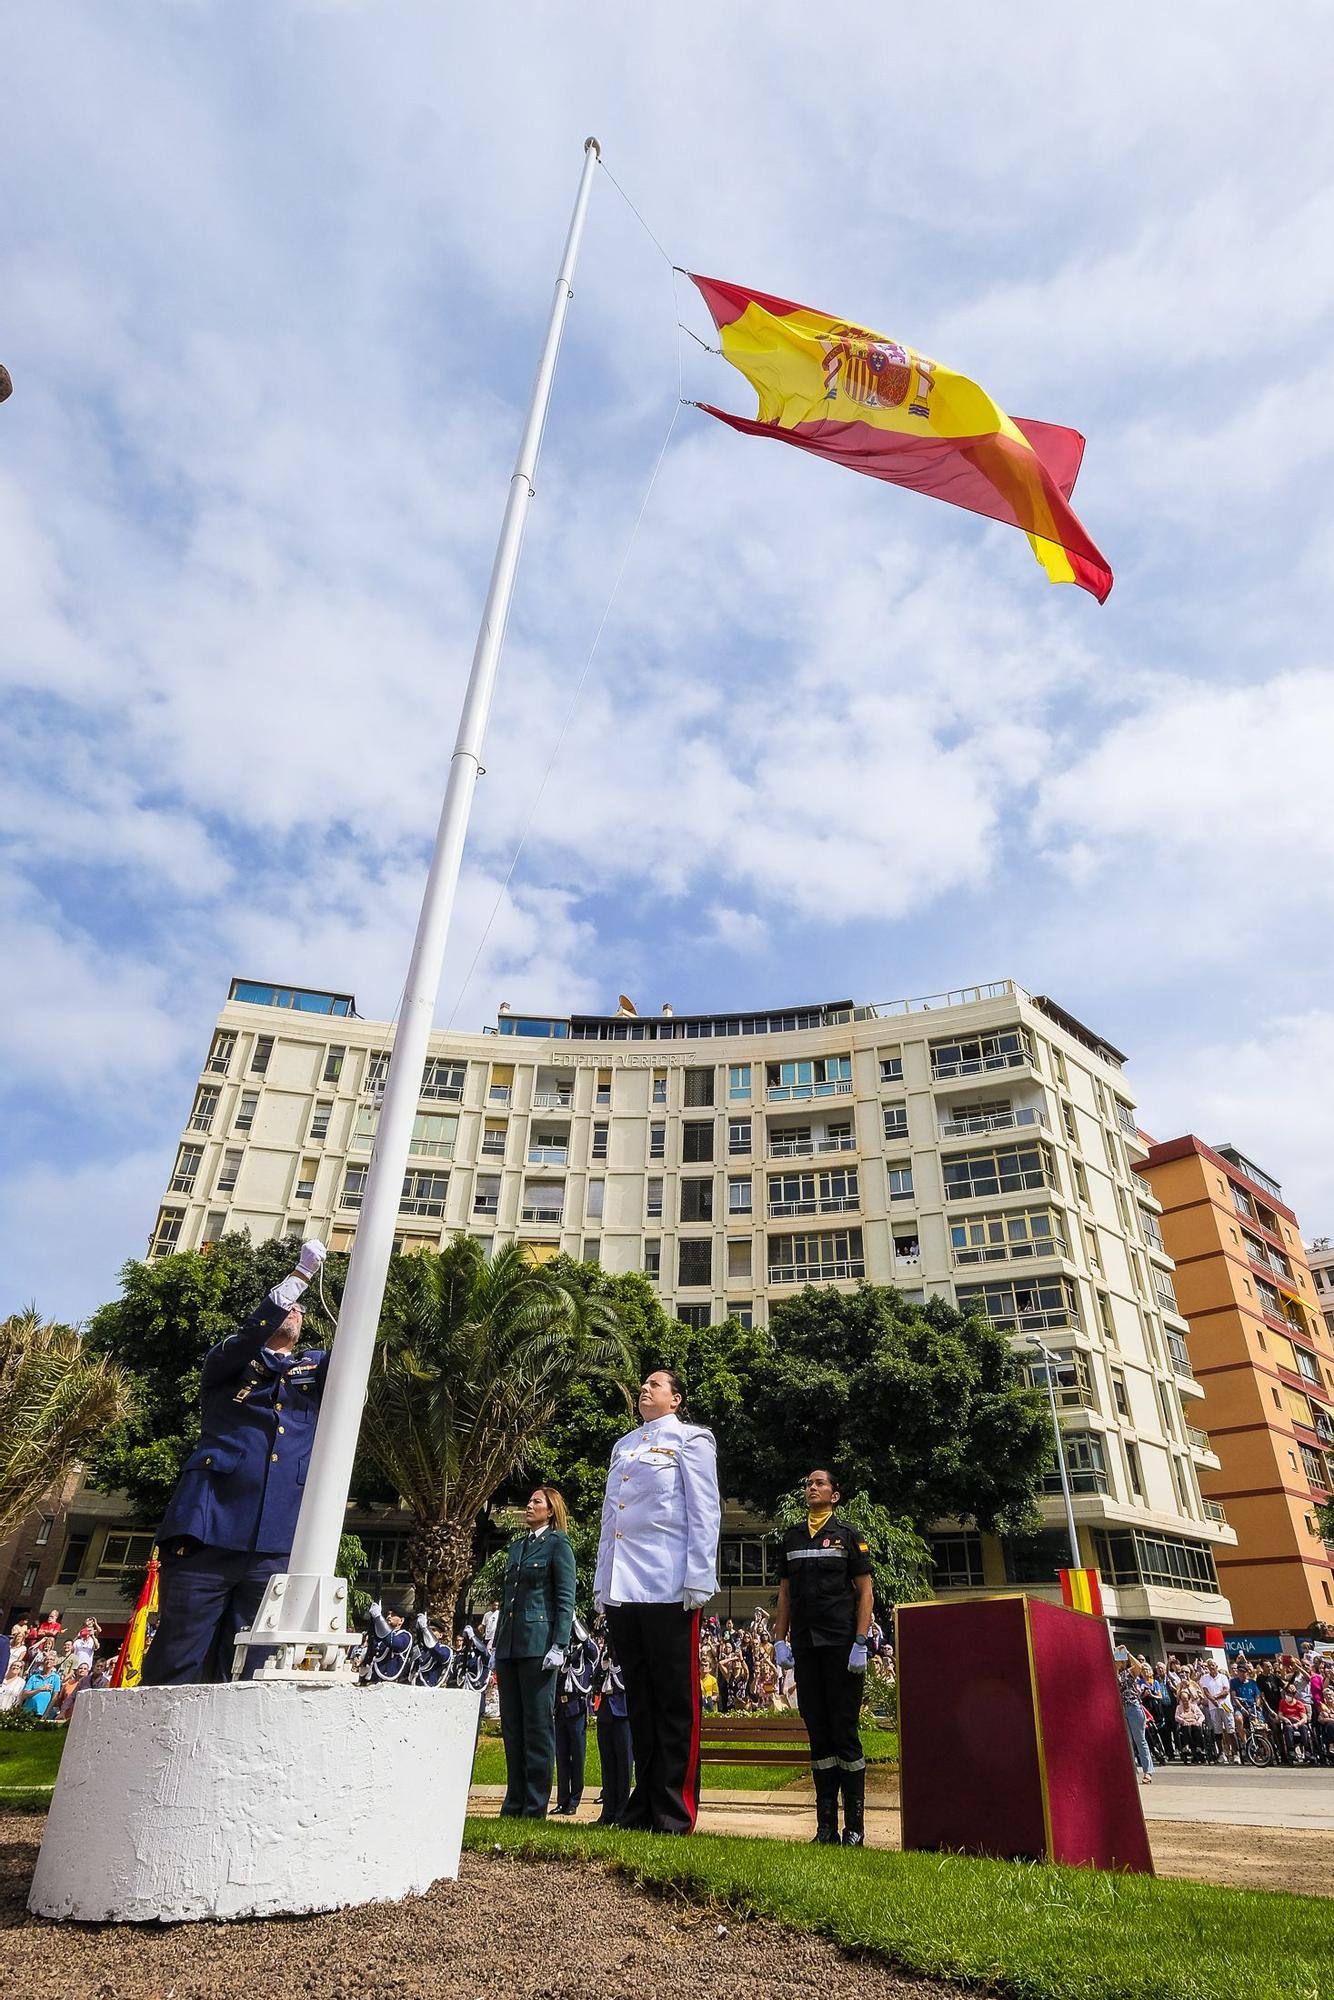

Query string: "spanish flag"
[[110, 1550, 160, 1688], [690, 275, 1112, 602], [1060, 1566, 1103, 1617]]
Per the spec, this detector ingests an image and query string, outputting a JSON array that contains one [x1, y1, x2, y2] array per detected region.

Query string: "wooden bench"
[[698, 1714, 810, 1767]]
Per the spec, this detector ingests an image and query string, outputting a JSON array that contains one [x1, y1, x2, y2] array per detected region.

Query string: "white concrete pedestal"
[[29, 1683, 478, 1922]]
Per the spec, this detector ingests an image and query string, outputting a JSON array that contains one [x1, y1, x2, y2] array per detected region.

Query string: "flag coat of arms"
[[691, 274, 1112, 602]]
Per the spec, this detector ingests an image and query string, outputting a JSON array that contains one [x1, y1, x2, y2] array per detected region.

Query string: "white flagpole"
[[239, 137, 602, 1669]]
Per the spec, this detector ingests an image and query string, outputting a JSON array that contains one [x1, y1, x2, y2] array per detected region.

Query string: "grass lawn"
[[469, 1724, 896, 1793], [469, 1815, 1334, 2000], [0, 1729, 65, 1808]]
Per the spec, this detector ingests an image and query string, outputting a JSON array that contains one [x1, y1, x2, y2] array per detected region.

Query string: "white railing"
[[488, 1087, 512, 1105], [169, 1174, 197, 1195], [767, 1078, 853, 1102], [409, 1140, 454, 1159], [954, 1236, 1067, 1266], [480, 1139, 506, 1158], [768, 1134, 855, 1158], [527, 1147, 568, 1167], [1131, 1172, 1159, 1204], [931, 1046, 1032, 1082], [966, 1306, 1079, 1334], [399, 1198, 446, 1218], [1116, 1104, 1138, 1137], [768, 1261, 865, 1284], [532, 1090, 573, 1109], [861, 981, 1018, 1017], [205, 1055, 231, 1075], [473, 1198, 499, 1216], [767, 1195, 859, 1218], [420, 1082, 464, 1102], [521, 1205, 563, 1225], [1203, 1499, 1227, 1525], [1187, 1426, 1213, 1453], [940, 1106, 1046, 1140], [189, 1110, 215, 1133]]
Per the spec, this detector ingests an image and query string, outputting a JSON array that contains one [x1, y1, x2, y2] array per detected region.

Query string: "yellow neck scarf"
[[806, 1507, 834, 1537]]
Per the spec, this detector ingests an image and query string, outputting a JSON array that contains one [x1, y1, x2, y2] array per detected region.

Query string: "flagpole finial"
[[584, 136, 601, 156]]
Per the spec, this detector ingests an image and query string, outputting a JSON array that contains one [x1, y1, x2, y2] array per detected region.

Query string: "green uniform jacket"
[[493, 1528, 576, 1661]]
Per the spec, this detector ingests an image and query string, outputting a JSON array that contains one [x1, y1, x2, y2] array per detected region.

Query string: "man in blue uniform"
[[143, 1241, 329, 1685], [553, 1619, 600, 1816]]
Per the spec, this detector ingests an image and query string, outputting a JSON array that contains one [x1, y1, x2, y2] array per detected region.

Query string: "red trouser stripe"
[[683, 1607, 702, 1828]]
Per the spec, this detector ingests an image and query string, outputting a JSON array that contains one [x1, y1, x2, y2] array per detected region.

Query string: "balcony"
[[1166, 1331, 1195, 1379], [205, 1054, 231, 1076], [977, 1306, 1080, 1335], [409, 1139, 454, 1159], [931, 1043, 1034, 1083], [1131, 1172, 1159, 1207], [940, 1106, 1047, 1141], [480, 1137, 506, 1159], [768, 1259, 865, 1284], [768, 1133, 855, 1158], [527, 1146, 568, 1168], [532, 1090, 573, 1110], [1202, 1499, 1228, 1526], [188, 1109, 216, 1134], [473, 1197, 499, 1217], [399, 1196, 446, 1218], [766, 1079, 853, 1103], [420, 1081, 464, 1103], [954, 1235, 1069, 1267], [521, 1204, 564, 1226], [768, 1196, 859, 1218], [1186, 1425, 1213, 1453], [1115, 1103, 1138, 1138], [168, 1173, 198, 1196]]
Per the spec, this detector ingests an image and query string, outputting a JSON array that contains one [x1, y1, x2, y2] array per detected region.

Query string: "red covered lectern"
[[896, 1595, 1153, 1873]]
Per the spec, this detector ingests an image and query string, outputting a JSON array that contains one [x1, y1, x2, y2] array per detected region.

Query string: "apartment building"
[[1309, 1239, 1334, 1342], [144, 975, 1234, 1650], [1141, 1137, 1334, 1639]]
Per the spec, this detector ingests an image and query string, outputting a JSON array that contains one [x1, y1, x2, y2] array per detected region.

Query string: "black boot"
[[840, 1767, 865, 1847], [811, 1767, 840, 1844]]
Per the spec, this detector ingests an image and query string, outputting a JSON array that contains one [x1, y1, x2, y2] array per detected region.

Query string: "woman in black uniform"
[[773, 1467, 874, 1846]]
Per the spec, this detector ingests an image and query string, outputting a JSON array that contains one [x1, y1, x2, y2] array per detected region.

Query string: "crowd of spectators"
[[0, 1615, 111, 1723], [697, 1607, 894, 1715], [1119, 1644, 1334, 1777]]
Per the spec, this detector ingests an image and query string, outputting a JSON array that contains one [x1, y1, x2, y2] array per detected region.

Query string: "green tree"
[[83, 1233, 343, 1525], [727, 1285, 1052, 1534], [771, 1484, 931, 1612], [358, 1238, 633, 1629], [0, 1310, 134, 1539]]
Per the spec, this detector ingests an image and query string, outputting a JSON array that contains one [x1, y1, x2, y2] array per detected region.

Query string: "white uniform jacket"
[[595, 1413, 720, 1606]]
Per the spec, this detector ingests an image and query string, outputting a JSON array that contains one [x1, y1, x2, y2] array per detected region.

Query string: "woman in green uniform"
[[494, 1485, 577, 1818]]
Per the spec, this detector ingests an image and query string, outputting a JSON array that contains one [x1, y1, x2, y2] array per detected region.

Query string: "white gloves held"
[[368, 1601, 382, 1621], [683, 1589, 712, 1612], [541, 1645, 564, 1670], [848, 1638, 869, 1675], [297, 1240, 327, 1278]]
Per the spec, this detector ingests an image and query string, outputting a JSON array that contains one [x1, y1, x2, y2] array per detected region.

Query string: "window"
[[681, 1177, 714, 1223], [366, 1050, 391, 1096], [1003, 1529, 1070, 1586], [950, 1208, 1066, 1264], [679, 1239, 713, 1287], [768, 1227, 864, 1284], [733, 1301, 754, 1328], [341, 1166, 368, 1210], [527, 1128, 568, 1167], [170, 1144, 203, 1195], [294, 1158, 318, 1203], [728, 1118, 752, 1156], [646, 1178, 664, 1219], [421, 1059, 465, 1101], [1072, 1160, 1091, 1207], [400, 1170, 448, 1218], [957, 1275, 1081, 1334], [1097, 1291, 1117, 1345], [207, 1030, 237, 1075], [684, 1067, 715, 1107], [1125, 1441, 1145, 1500], [1052, 1047, 1069, 1088], [1111, 1370, 1130, 1420], [57, 1533, 90, 1586], [349, 1105, 379, 1153], [411, 1112, 457, 1158], [942, 1142, 1053, 1201], [235, 1091, 259, 1132], [201, 1211, 227, 1246], [591, 1122, 609, 1162], [489, 1064, 513, 1104], [1295, 1345, 1323, 1387], [677, 1305, 712, 1331], [931, 1533, 985, 1588], [1061, 1102, 1077, 1142], [882, 1103, 908, 1140], [1020, 1345, 1094, 1409], [879, 1048, 904, 1083], [769, 1167, 858, 1216], [20, 1563, 37, 1597], [649, 1122, 666, 1160], [1114, 1098, 1137, 1138], [930, 1028, 1033, 1080], [1300, 1444, 1329, 1489], [644, 1238, 661, 1279], [728, 1064, 751, 1100], [720, 1536, 780, 1587], [683, 1120, 714, 1163], [216, 1149, 242, 1194], [521, 1182, 564, 1224], [1153, 1271, 1179, 1312], [310, 1100, 332, 1141], [894, 1232, 920, 1260], [652, 1069, 668, 1104], [1092, 1530, 1219, 1592], [765, 1055, 852, 1101], [473, 1175, 500, 1217], [728, 1237, 752, 1280], [728, 1175, 753, 1216], [1052, 1433, 1109, 1496], [190, 1086, 220, 1134], [586, 1179, 605, 1221], [252, 1035, 275, 1076], [1138, 1205, 1164, 1249], [1231, 1183, 1255, 1220], [887, 1161, 914, 1201], [1083, 1221, 1104, 1274], [596, 1068, 612, 1107], [96, 1532, 156, 1578], [321, 1044, 343, 1084]]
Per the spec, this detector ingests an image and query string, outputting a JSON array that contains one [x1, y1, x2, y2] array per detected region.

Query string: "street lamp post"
[[1024, 1332, 1081, 1573]]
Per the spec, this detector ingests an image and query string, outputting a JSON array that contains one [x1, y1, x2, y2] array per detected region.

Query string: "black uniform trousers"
[[555, 1699, 589, 1811], [496, 1657, 557, 1817], [596, 1702, 634, 1824], [606, 1603, 701, 1833], [793, 1641, 865, 1772], [142, 1547, 285, 1685]]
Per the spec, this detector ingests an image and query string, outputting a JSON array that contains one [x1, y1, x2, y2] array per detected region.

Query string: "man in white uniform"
[[595, 1368, 720, 1833]]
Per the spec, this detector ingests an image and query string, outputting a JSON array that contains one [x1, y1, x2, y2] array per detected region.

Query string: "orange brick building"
[[1141, 1136, 1334, 1637]]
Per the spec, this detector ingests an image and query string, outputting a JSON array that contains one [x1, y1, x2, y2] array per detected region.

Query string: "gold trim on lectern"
[[1021, 1596, 1055, 1862]]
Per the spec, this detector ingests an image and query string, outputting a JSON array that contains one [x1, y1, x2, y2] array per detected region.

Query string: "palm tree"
[[0, 1310, 134, 1540], [358, 1238, 634, 1628]]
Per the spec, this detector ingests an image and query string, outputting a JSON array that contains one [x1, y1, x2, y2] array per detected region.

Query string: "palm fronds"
[[0, 1311, 135, 1540]]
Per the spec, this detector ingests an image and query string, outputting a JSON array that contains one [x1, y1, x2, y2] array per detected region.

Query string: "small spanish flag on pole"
[[110, 1549, 160, 1688], [690, 274, 1113, 602], [1060, 1567, 1103, 1617]]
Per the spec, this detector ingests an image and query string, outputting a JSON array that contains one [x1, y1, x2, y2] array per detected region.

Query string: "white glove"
[[593, 1594, 605, 1617], [683, 1588, 711, 1612], [415, 1613, 430, 1635], [368, 1601, 382, 1621], [848, 1638, 869, 1675], [774, 1639, 794, 1669], [297, 1240, 327, 1277], [542, 1645, 564, 1670]]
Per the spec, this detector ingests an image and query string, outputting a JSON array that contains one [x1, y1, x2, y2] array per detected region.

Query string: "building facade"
[[144, 975, 1234, 1650], [1141, 1136, 1334, 1639]]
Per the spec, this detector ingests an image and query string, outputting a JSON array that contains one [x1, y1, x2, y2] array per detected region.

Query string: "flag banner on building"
[[689, 274, 1113, 602], [110, 1551, 160, 1688], [1059, 1566, 1103, 1616]]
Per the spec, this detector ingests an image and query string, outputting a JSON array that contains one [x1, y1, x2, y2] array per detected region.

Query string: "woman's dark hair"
[[654, 1367, 688, 1419], [807, 1467, 843, 1501]]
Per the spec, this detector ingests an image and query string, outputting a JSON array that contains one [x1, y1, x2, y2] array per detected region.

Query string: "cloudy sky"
[[4, 4, 1333, 1320]]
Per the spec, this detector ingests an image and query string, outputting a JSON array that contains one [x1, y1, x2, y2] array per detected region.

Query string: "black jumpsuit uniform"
[[776, 1513, 871, 1843]]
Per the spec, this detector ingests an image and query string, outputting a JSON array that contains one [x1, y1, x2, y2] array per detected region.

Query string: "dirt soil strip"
[[0, 1816, 963, 2000]]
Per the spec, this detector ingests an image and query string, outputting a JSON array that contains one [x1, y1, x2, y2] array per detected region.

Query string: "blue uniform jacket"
[[159, 1287, 329, 1556]]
